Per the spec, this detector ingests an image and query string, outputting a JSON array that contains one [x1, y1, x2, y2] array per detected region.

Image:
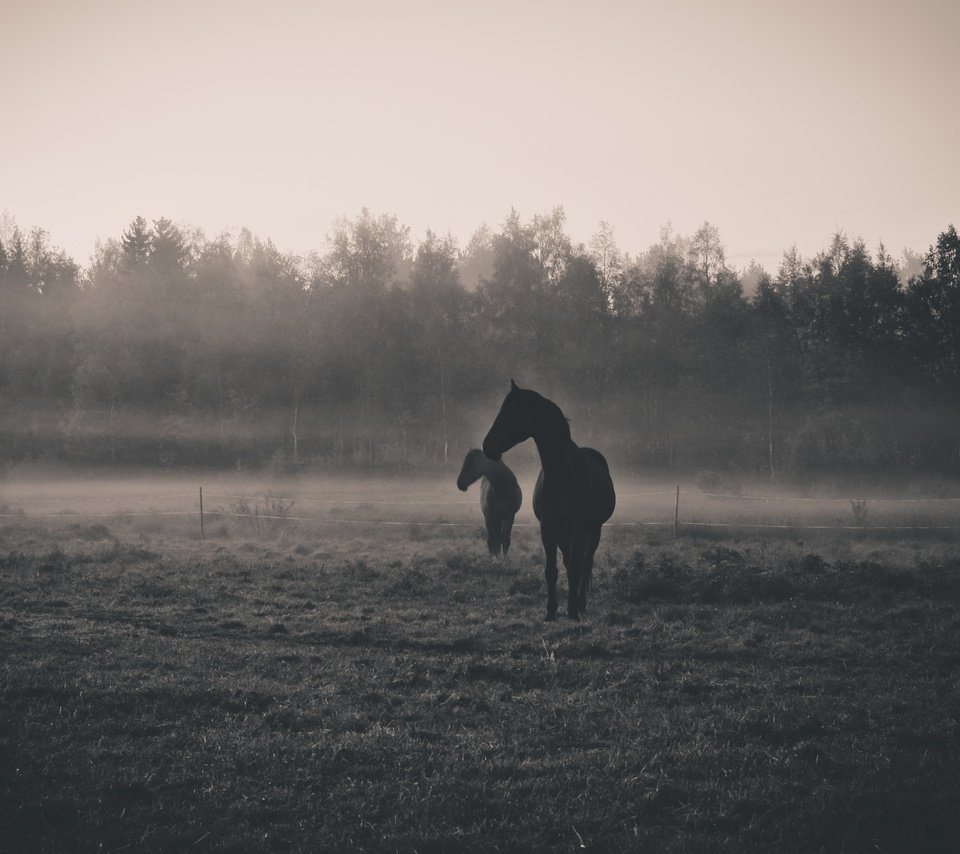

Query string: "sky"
[[2, 0, 958, 272]]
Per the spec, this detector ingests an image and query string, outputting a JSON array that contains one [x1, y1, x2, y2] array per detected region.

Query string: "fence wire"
[[2, 486, 960, 532]]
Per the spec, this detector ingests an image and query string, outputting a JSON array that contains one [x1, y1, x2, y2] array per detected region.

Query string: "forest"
[[0, 208, 958, 483]]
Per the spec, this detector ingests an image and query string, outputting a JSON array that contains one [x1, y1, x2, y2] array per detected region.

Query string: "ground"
[[1, 474, 959, 852]]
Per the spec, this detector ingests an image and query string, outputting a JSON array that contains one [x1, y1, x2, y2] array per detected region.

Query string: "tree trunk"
[[438, 344, 448, 465], [291, 398, 299, 464], [766, 350, 775, 481]]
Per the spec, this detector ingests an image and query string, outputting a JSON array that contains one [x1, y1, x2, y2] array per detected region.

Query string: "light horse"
[[482, 381, 615, 620], [456, 448, 523, 556]]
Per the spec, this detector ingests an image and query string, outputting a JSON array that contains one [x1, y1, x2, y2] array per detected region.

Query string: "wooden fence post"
[[199, 486, 205, 540], [674, 484, 680, 539]]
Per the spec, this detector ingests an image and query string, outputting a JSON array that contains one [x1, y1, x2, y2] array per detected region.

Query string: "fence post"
[[674, 485, 680, 539], [199, 486, 205, 540]]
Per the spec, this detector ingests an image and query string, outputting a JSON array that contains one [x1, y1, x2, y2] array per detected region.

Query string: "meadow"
[[2, 472, 960, 852]]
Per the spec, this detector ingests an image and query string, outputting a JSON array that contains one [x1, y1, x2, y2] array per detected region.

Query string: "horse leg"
[[542, 524, 559, 621], [485, 513, 500, 555], [577, 526, 603, 613], [559, 540, 571, 576], [566, 530, 586, 620]]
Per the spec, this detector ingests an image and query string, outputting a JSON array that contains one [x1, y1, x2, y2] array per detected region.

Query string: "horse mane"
[[532, 391, 571, 441]]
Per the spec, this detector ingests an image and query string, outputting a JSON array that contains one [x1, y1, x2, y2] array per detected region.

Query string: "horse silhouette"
[[456, 448, 523, 556], [482, 380, 615, 620]]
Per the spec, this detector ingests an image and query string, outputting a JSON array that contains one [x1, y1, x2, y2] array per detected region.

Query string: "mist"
[[0, 210, 958, 498]]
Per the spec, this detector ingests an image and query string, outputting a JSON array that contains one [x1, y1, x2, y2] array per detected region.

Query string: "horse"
[[482, 380, 615, 620], [456, 448, 523, 556]]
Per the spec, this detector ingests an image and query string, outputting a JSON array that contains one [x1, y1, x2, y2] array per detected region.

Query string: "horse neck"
[[531, 424, 577, 481]]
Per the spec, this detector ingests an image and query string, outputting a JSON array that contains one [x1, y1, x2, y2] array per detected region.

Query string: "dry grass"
[[2, 483, 960, 852]]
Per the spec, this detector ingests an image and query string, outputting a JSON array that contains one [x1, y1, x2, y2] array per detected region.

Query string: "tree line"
[[0, 208, 958, 482]]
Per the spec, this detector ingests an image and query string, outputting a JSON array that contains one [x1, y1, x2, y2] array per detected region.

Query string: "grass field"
[[2, 473, 960, 852]]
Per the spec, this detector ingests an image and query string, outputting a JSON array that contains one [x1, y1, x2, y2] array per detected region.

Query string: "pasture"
[[2, 472, 960, 852]]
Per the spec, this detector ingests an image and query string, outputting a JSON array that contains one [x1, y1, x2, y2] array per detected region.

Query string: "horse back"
[[581, 446, 616, 523], [481, 469, 522, 517], [532, 446, 615, 526]]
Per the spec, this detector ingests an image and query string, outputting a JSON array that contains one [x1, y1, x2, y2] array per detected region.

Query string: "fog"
[[3, 466, 958, 548], [1, 214, 958, 495]]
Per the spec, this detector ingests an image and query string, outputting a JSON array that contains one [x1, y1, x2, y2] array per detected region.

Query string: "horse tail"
[[500, 515, 514, 556]]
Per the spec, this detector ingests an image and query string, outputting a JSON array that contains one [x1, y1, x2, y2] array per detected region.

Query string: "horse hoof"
[[545, 612, 557, 622]]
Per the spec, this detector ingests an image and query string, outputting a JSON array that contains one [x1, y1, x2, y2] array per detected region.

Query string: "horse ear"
[[510, 379, 519, 391]]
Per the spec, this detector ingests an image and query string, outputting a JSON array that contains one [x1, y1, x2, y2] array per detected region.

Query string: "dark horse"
[[482, 381, 615, 620], [456, 448, 523, 556]]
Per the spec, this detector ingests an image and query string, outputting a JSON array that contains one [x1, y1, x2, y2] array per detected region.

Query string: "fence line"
[[2, 485, 960, 533], [1, 493, 477, 507], [7, 489, 960, 505], [0, 511, 197, 519], [1, 494, 200, 504], [3, 510, 960, 532], [677, 520, 960, 531], [699, 492, 960, 503], [204, 493, 478, 506]]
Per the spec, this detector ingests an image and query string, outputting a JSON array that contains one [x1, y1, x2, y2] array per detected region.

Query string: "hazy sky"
[[3, 0, 958, 272]]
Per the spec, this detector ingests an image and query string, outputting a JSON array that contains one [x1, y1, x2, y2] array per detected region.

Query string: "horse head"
[[482, 380, 534, 461], [456, 448, 487, 491]]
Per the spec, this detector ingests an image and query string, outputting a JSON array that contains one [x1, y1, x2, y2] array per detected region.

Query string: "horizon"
[[1, 204, 952, 277]]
